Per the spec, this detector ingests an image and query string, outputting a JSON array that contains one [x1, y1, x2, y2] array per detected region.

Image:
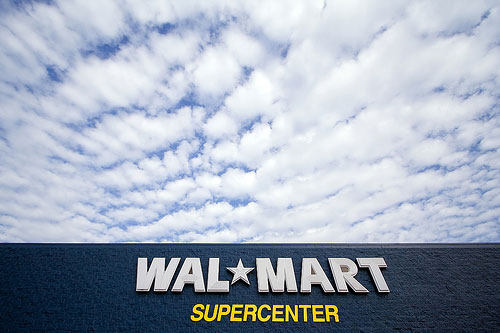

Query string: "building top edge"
[[1, 242, 499, 248]]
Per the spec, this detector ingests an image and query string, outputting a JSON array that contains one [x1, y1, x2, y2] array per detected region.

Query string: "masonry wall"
[[0, 244, 499, 332]]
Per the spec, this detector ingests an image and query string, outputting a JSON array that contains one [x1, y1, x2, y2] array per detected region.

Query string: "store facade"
[[1, 243, 498, 331]]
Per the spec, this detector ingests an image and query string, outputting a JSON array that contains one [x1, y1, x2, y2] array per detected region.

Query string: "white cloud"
[[56, 0, 127, 40], [0, 0, 499, 243], [192, 46, 241, 98], [223, 28, 265, 67], [225, 69, 279, 122], [219, 168, 256, 199], [124, 0, 175, 26], [204, 110, 239, 139], [77, 107, 202, 166]]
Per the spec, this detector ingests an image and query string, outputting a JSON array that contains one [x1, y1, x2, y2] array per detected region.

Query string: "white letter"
[[256, 258, 298, 292], [207, 258, 229, 292], [357, 258, 390, 293], [171, 258, 206, 292], [136, 257, 180, 292], [300, 258, 334, 293], [328, 258, 368, 293]]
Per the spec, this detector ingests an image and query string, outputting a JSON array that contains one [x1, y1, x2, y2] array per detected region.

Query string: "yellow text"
[[190, 304, 339, 323]]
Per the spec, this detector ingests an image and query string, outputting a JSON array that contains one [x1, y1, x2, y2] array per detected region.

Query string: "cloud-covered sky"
[[0, 0, 499, 242]]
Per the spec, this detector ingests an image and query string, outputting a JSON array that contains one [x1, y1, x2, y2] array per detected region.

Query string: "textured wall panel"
[[0, 244, 499, 332]]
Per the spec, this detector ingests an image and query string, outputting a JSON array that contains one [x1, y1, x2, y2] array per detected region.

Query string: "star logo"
[[227, 259, 254, 285]]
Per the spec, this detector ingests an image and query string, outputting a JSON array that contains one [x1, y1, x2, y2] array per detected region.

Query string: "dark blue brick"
[[0, 244, 499, 332]]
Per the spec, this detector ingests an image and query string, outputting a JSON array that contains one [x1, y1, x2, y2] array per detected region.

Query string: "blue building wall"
[[0, 244, 499, 332]]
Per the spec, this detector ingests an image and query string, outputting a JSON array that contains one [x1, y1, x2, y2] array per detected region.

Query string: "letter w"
[[136, 258, 181, 292]]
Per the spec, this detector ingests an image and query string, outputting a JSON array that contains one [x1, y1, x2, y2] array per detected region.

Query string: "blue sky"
[[0, 0, 499, 242]]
